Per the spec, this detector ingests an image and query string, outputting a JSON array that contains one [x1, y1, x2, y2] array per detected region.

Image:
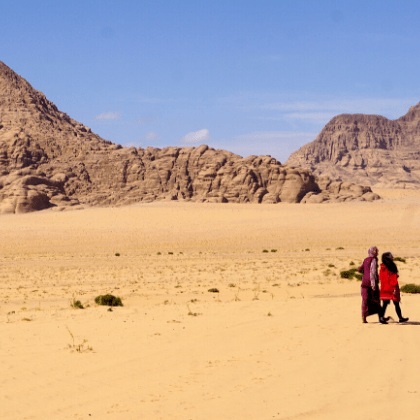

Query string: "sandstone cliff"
[[0, 61, 379, 213], [285, 104, 420, 188]]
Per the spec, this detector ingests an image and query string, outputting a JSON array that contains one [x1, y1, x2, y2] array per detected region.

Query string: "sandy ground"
[[1, 189, 420, 420]]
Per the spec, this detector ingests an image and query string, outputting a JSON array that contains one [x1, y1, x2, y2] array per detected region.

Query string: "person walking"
[[358, 246, 387, 324], [379, 252, 409, 324]]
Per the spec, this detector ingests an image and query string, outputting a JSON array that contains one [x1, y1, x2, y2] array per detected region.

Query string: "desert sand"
[[1, 189, 420, 420]]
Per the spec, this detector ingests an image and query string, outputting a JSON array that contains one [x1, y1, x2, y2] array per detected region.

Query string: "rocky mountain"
[[0, 61, 379, 214], [285, 104, 420, 188]]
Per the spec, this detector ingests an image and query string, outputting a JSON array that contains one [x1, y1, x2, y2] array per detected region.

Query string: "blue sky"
[[2, 0, 420, 163]]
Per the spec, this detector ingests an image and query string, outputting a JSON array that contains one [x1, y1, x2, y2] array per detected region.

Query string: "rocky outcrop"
[[286, 104, 420, 188], [0, 61, 380, 214]]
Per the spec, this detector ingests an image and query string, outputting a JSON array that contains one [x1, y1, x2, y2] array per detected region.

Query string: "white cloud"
[[142, 131, 161, 141], [179, 128, 211, 144], [93, 111, 121, 121]]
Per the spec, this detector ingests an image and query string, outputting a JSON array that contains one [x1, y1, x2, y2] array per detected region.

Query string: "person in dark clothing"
[[358, 246, 387, 324], [379, 252, 409, 324]]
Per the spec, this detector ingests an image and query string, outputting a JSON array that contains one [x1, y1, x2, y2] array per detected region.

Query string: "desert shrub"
[[168, 252, 173, 255], [340, 268, 361, 280], [328, 264, 335, 268], [71, 299, 84, 309], [349, 261, 355, 266], [271, 249, 277, 253], [94, 294, 123, 307], [400, 284, 420, 294], [157, 252, 161, 255], [394, 257, 406, 263], [228, 283, 236, 287], [262, 249, 269, 253], [336, 247, 344, 250], [115, 253, 120, 257], [208, 288, 219, 293], [305, 249, 310, 251]]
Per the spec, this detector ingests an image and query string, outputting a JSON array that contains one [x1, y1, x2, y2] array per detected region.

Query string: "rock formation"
[[286, 104, 420, 188], [0, 61, 379, 214]]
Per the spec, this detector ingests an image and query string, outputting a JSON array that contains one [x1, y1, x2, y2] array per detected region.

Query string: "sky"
[[2, 0, 420, 163]]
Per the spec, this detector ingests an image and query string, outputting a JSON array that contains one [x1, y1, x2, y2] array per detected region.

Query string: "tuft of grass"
[[328, 264, 335, 268], [349, 261, 355, 266], [305, 248, 310, 251], [70, 298, 84, 309], [271, 249, 277, 253], [108, 307, 113, 312], [208, 288, 219, 293], [262, 249, 269, 253], [326, 248, 331, 250], [157, 252, 161, 255], [115, 253, 120, 257], [94, 294, 123, 307], [22, 318, 31, 322], [228, 283, 236, 287], [168, 252, 173, 255], [336, 247, 345, 250], [66, 325, 93, 353], [394, 257, 406, 263], [401, 283, 420, 293], [267, 312, 272, 316]]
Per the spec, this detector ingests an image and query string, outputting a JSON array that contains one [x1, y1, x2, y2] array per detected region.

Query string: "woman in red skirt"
[[379, 252, 409, 324]]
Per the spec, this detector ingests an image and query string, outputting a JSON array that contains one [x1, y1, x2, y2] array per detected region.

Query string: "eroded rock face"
[[286, 105, 420, 188], [0, 61, 379, 213]]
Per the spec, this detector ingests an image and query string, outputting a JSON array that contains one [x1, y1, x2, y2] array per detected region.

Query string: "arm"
[[370, 259, 377, 289]]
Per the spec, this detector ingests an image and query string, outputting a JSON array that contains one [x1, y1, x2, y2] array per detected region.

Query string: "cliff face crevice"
[[0, 61, 379, 213], [286, 106, 420, 188]]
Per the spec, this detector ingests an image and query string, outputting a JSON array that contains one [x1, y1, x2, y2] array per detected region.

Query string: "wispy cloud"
[[179, 128, 211, 144], [142, 131, 161, 141], [93, 111, 121, 121], [136, 117, 157, 124], [215, 131, 317, 163]]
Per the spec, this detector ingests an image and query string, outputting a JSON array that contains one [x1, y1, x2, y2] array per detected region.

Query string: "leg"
[[382, 300, 390, 316], [393, 301, 409, 322], [361, 288, 368, 322]]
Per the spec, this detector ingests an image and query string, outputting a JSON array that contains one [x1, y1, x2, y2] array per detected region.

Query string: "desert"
[[1, 188, 420, 420]]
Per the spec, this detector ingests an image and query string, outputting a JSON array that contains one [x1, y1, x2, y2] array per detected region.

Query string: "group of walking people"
[[359, 246, 409, 324]]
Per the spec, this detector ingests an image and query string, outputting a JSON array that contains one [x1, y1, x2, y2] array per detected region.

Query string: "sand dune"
[[1, 190, 420, 419]]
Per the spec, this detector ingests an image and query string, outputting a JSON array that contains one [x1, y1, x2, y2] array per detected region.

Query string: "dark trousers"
[[382, 300, 402, 319]]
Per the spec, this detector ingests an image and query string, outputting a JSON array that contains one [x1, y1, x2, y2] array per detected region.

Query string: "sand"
[[1, 189, 420, 420]]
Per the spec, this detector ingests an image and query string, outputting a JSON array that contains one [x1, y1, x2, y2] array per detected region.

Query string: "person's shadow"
[[385, 317, 420, 325]]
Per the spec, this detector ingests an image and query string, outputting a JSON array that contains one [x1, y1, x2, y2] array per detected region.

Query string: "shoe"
[[362, 317, 367, 323], [384, 316, 391, 322], [399, 317, 409, 324], [379, 318, 388, 324]]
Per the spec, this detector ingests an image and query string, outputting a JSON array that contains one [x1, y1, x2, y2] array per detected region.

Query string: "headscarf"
[[382, 252, 398, 273], [368, 246, 378, 257]]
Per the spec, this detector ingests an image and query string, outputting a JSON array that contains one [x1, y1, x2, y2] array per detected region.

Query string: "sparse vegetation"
[[66, 325, 93, 353], [328, 264, 335, 268], [22, 318, 31, 321], [340, 267, 362, 280], [262, 249, 269, 253], [305, 248, 310, 251], [70, 298, 84, 309], [168, 252, 173, 255], [349, 261, 355, 266], [271, 249, 277, 253], [336, 247, 345, 250], [208, 288, 219, 293], [157, 252, 161, 255], [94, 294, 123, 307], [401, 283, 420, 294], [228, 283, 236, 287], [394, 257, 407, 263], [115, 253, 120, 257]]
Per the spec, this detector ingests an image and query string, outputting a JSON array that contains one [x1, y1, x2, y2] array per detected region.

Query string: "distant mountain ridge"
[[0, 61, 379, 213], [285, 103, 420, 188]]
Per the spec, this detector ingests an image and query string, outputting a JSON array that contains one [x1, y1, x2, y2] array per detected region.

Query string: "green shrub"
[[328, 264, 335, 268], [262, 249, 269, 253], [271, 249, 277, 253], [394, 257, 406, 263], [115, 253, 120, 257], [340, 268, 361, 280], [349, 261, 355, 266], [70, 299, 84, 309], [94, 294, 123, 307], [305, 249, 310, 251], [168, 252, 173, 255], [336, 247, 344, 250], [208, 288, 219, 293], [401, 284, 420, 294]]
